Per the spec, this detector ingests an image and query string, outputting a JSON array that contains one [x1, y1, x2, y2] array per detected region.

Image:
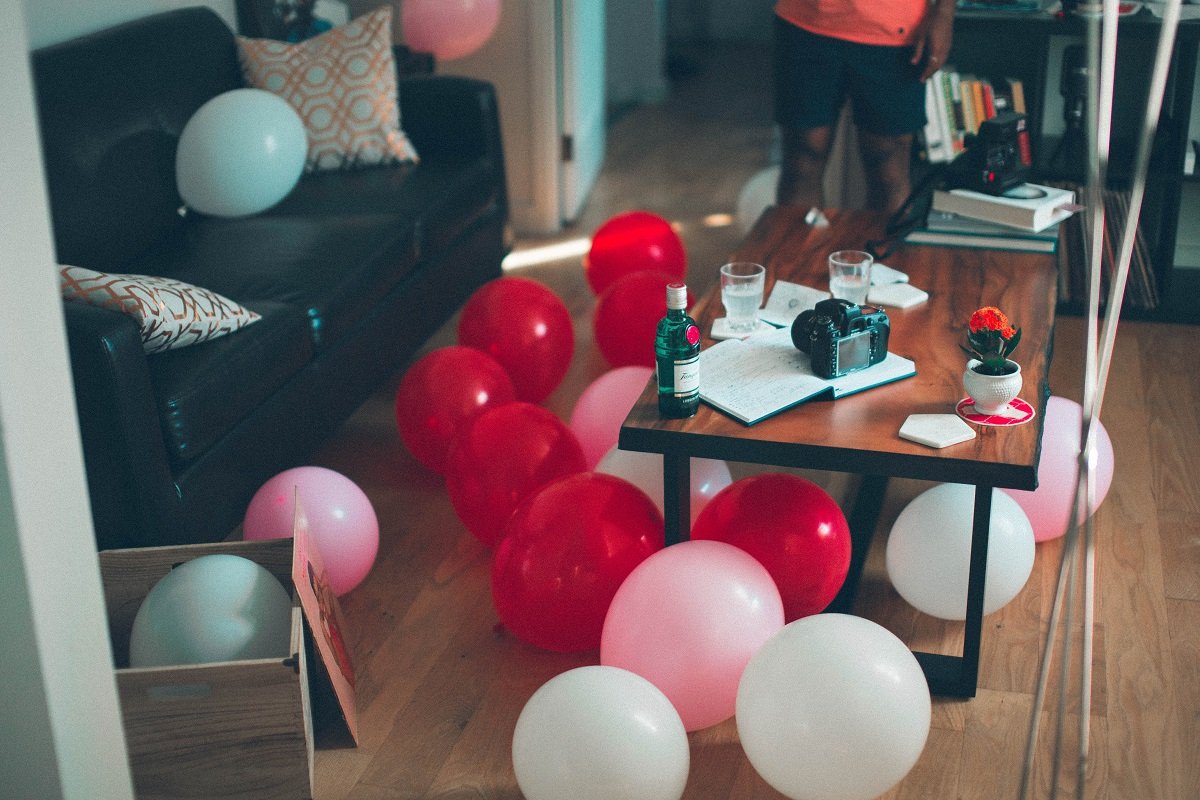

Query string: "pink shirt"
[[775, 0, 928, 47]]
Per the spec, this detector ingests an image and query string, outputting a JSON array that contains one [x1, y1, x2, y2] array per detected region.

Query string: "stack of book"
[[922, 68, 1027, 165], [903, 183, 1077, 253]]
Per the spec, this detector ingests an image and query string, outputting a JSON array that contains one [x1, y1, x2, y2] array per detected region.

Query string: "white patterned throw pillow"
[[236, 6, 419, 172], [60, 265, 260, 354]]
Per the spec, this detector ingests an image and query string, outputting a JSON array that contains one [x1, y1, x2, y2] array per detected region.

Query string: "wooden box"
[[99, 538, 316, 800]]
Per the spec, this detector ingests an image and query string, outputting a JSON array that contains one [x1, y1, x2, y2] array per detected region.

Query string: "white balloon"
[[736, 614, 931, 800], [595, 445, 732, 523], [885, 483, 1036, 620], [176, 88, 307, 218], [736, 165, 780, 235], [513, 666, 690, 800], [129, 554, 293, 667]]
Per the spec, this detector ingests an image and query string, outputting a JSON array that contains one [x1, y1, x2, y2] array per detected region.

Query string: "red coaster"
[[956, 396, 1036, 427]]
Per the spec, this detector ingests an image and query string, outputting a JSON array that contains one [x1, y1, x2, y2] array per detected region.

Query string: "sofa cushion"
[[236, 6, 419, 172], [147, 300, 314, 466], [268, 158, 502, 259], [60, 265, 261, 353], [125, 212, 418, 351]]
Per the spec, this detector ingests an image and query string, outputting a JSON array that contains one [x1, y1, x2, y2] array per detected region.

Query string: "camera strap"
[[865, 158, 955, 261]]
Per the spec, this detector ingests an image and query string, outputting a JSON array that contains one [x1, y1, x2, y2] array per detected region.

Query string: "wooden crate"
[[99, 538, 314, 800]]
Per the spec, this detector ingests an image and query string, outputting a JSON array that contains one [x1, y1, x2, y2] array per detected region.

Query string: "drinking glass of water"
[[719, 262, 766, 333], [828, 250, 873, 305]]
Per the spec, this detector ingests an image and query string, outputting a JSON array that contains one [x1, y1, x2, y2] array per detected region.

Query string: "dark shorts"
[[773, 17, 926, 136]]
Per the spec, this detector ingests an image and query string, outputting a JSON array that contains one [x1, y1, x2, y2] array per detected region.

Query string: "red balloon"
[[444, 403, 587, 547], [691, 474, 851, 621], [394, 346, 516, 474], [458, 277, 574, 402], [492, 472, 664, 652], [586, 211, 687, 296], [594, 271, 690, 368]]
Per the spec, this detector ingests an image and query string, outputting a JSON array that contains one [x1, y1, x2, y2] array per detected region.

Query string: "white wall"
[[3, 2, 150, 797], [25, 0, 235, 48], [667, 0, 775, 43], [7, 1, 243, 795], [606, 0, 668, 108]]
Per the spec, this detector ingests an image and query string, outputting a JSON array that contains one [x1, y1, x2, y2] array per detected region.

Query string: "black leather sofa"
[[32, 7, 508, 550]]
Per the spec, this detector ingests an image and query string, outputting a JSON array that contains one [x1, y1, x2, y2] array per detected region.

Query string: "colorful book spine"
[[981, 80, 997, 120], [970, 79, 987, 132], [941, 70, 963, 153], [948, 71, 966, 149], [959, 77, 978, 136], [1007, 77, 1027, 115]]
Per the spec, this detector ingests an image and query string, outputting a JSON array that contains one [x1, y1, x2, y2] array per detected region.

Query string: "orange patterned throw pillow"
[[236, 6, 419, 172], [60, 266, 261, 354]]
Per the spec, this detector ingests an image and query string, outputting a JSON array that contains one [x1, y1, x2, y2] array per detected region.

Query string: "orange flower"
[[968, 306, 1009, 334], [964, 306, 1022, 376]]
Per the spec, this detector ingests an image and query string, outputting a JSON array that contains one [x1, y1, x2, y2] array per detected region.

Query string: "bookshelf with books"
[[921, 9, 1200, 322]]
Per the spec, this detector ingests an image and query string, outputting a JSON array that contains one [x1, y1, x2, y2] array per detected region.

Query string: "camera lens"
[[791, 310, 814, 353]]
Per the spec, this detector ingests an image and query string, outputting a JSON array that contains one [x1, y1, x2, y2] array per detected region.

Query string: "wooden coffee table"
[[618, 207, 1057, 697]]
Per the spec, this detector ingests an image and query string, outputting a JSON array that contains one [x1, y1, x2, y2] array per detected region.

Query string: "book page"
[[700, 326, 917, 424], [699, 327, 828, 422]]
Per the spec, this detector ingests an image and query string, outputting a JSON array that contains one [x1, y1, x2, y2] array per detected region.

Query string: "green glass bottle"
[[656, 283, 701, 418]]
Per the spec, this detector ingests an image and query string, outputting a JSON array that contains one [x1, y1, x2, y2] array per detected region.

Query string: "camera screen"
[[837, 330, 872, 372]]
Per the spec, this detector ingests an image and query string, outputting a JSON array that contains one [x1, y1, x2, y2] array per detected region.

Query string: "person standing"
[[773, 0, 955, 213]]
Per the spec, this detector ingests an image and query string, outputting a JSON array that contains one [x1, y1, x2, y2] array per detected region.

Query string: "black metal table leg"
[[827, 474, 889, 614], [914, 483, 991, 698], [662, 451, 691, 546]]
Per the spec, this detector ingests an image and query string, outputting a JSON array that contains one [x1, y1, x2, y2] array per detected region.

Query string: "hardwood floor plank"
[[958, 689, 1035, 800], [1167, 597, 1200, 799]]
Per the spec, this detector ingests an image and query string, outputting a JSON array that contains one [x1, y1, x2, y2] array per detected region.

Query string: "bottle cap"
[[666, 283, 688, 310]]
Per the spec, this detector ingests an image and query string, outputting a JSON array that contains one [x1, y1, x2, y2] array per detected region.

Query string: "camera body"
[[954, 111, 1032, 196], [791, 299, 890, 379]]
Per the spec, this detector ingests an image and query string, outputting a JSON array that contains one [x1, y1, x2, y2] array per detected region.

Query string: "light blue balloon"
[[129, 554, 293, 667], [176, 88, 307, 218]]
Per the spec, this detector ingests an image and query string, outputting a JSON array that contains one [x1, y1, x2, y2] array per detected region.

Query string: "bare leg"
[[857, 130, 914, 213], [776, 125, 834, 208]]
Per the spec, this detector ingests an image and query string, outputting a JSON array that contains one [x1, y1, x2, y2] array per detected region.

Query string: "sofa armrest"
[[399, 72, 505, 170], [62, 302, 180, 549]]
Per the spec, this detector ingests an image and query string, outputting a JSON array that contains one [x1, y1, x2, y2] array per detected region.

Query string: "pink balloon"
[[595, 446, 732, 523], [401, 0, 501, 62], [243, 466, 378, 596], [1002, 396, 1114, 542], [569, 366, 653, 469], [601, 540, 785, 731]]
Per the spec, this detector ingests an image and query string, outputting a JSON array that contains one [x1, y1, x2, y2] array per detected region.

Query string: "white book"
[[923, 79, 946, 163], [923, 74, 953, 164], [698, 326, 917, 425], [933, 70, 957, 163], [932, 183, 1078, 232], [904, 228, 1058, 254]]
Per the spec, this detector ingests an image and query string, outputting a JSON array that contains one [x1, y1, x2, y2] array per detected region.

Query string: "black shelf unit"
[[948, 8, 1200, 324]]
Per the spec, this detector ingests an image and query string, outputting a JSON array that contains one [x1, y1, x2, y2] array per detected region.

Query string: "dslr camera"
[[791, 299, 890, 379], [952, 111, 1032, 196]]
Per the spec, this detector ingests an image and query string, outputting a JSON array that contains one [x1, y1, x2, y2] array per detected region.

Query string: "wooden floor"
[[309, 44, 1199, 799]]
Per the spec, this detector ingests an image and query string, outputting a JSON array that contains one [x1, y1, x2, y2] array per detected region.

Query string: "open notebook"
[[699, 325, 916, 425]]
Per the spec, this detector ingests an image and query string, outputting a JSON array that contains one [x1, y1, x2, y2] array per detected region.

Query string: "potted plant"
[[961, 306, 1023, 414]]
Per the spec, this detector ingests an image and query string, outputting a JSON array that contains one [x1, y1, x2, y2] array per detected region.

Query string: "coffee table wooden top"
[[619, 207, 1058, 490]]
